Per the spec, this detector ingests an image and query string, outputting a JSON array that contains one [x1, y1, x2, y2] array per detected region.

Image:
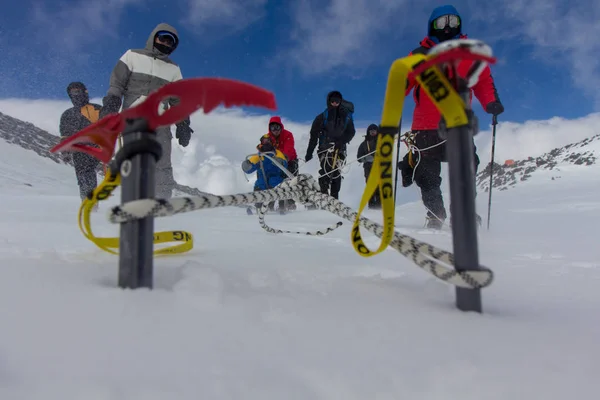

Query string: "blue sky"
[[1, 0, 598, 128]]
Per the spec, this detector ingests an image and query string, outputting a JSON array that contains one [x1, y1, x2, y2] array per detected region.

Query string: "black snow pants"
[[318, 147, 345, 199], [73, 152, 99, 200], [363, 162, 381, 209], [398, 130, 480, 221]]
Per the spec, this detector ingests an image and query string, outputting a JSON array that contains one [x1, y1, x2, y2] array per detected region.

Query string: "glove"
[[485, 101, 504, 116], [334, 140, 345, 149], [176, 122, 193, 147], [363, 154, 374, 163], [241, 159, 253, 173], [397, 159, 414, 187], [99, 95, 122, 119], [304, 153, 313, 162]]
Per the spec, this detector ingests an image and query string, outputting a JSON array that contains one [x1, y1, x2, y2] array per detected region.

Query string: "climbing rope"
[[256, 202, 344, 235], [105, 174, 493, 289]]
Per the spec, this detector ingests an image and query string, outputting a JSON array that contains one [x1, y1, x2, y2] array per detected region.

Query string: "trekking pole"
[[486, 115, 498, 230], [113, 118, 163, 289]]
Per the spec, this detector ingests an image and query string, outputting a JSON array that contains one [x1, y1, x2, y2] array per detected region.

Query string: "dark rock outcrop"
[[476, 134, 599, 192]]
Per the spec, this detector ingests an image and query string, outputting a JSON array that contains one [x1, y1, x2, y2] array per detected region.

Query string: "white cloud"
[[470, 0, 600, 109], [29, 0, 143, 51], [286, 0, 414, 76], [182, 0, 267, 36]]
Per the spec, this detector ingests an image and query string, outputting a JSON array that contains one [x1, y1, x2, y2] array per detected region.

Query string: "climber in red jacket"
[[398, 4, 504, 229], [265, 115, 299, 210]]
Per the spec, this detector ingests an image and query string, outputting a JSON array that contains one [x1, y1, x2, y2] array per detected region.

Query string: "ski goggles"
[[156, 31, 177, 46], [269, 123, 282, 131], [368, 128, 377, 135], [433, 14, 460, 30]]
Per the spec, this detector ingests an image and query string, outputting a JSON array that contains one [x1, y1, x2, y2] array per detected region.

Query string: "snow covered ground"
[[0, 122, 598, 399]]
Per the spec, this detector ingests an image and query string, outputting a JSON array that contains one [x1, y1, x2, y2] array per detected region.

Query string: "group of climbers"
[[242, 90, 356, 213], [241, 117, 297, 214], [244, 4, 504, 227], [59, 4, 504, 227], [59, 23, 191, 206]]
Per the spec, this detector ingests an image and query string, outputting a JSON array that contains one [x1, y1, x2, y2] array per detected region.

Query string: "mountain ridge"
[[475, 133, 599, 192], [0, 110, 210, 196]]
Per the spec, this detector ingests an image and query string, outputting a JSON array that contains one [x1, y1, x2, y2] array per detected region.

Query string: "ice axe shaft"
[[486, 115, 498, 230]]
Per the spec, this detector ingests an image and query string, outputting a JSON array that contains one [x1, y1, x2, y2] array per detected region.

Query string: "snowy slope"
[[0, 122, 599, 399]]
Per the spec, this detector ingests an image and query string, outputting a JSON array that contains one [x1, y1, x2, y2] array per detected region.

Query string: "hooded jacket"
[[406, 5, 500, 131], [356, 124, 378, 165], [105, 23, 184, 115], [60, 82, 102, 139], [242, 149, 288, 190], [266, 116, 297, 162], [306, 90, 356, 157]]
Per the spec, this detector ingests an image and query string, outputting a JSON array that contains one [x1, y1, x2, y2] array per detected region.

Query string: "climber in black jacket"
[[59, 82, 102, 201], [357, 124, 381, 209], [304, 90, 356, 199]]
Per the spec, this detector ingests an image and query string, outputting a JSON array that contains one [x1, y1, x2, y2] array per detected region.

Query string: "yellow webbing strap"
[[77, 167, 193, 256], [351, 53, 468, 257]]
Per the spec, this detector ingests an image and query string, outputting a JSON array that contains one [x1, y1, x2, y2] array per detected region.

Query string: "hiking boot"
[[449, 213, 482, 228], [287, 200, 297, 211], [426, 216, 444, 229]]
